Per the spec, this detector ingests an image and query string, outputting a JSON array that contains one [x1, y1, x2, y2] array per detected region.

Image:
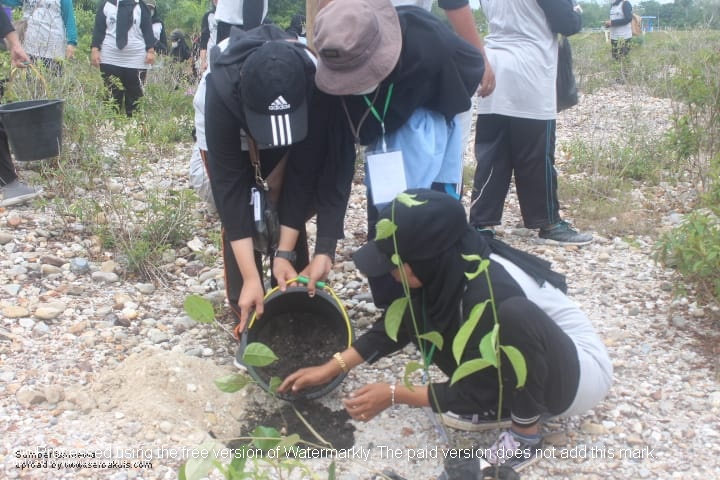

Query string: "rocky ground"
[[1, 85, 719, 480]]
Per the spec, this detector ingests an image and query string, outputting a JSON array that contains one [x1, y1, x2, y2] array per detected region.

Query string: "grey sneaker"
[[486, 430, 543, 472], [539, 221, 593, 246], [441, 410, 512, 432], [0, 180, 43, 207]]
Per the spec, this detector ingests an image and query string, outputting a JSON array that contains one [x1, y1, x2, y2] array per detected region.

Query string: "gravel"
[[1, 85, 719, 480]]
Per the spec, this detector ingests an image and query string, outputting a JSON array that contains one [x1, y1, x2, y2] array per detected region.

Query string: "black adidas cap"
[[241, 41, 312, 148]]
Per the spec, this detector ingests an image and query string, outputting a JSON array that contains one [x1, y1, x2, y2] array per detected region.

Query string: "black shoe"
[[475, 226, 496, 238], [539, 221, 593, 246]]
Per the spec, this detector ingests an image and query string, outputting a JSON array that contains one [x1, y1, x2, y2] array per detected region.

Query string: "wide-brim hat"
[[313, 0, 401, 96]]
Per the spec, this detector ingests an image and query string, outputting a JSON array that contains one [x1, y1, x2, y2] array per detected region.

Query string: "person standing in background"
[[5, 0, 77, 74], [198, 0, 218, 72], [91, 0, 156, 117], [604, 0, 633, 61], [213, 0, 266, 44], [469, 0, 593, 246]]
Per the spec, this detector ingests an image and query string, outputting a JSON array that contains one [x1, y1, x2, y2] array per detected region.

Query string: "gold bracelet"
[[333, 352, 348, 374], [390, 383, 396, 407]]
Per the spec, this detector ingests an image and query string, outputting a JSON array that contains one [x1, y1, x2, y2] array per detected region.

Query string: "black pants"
[[469, 114, 561, 230], [0, 121, 17, 185], [100, 63, 145, 117]]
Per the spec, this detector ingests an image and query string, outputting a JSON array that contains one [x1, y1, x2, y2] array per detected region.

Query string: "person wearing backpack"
[[604, 0, 633, 61]]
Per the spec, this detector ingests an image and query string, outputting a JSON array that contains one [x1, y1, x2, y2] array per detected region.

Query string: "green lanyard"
[[363, 83, 394, 152]]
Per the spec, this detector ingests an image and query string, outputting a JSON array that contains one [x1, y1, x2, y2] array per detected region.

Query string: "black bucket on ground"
[[239, 284, 354, 401], [0, 99, 64, 161]]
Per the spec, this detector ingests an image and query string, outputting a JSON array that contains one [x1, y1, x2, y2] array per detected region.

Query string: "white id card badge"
[[366, 150, 407, 205]]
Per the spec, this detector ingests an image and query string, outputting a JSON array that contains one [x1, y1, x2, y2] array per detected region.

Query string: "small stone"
[[580, 422, 607, 435], [34, 307, 63, 320], [92, 271, 120, 284], [6, 214, 21, 228], [671, 315, 688, 328], [2, 284, 21, 296], [148, 329, 169, 344], [0, 231, 14, 244], [16, 387, 47, 408], [44, 385, 65, 404], [100, 260, 118, 273], [70, 258, 90, 274], [136, 283, 156, 295], [40, 264, 63, 275], [40, 255, 66, 267], [201, 348, 214, 357], [69, 321, 88, 335], [543, 431, 568, 445], [709, 391, 720, 408], [19, 318, 35, 329], [3, 306, 30, 318], [159, 421, 174, 434]]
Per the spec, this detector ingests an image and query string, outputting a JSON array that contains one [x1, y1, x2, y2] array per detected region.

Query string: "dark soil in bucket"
[[232, 399, 356, 453], [249, 310, 348, 398]]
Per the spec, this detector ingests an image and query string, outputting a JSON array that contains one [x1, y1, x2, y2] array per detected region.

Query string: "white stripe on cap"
[[270, 114, 293, 146]]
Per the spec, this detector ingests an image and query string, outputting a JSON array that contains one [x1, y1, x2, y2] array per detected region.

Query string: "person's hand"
[[145, 49, 156, 65], [278, 362, 337, 394], [273, 257, 298, 292], [477, 60, 495, 98], [604, 20, 612, 28], [236, 277, 264, 334], [298, 254, 333, 297], [91, 48, 101, 68], [342, 383, 392, 422], [65, 44, 75, 59], [4, 31, 29, 67]]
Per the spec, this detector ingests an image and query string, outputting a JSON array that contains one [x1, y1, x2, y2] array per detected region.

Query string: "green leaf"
[[391, 253, 401, 266], [183, 440, 221, 480], [177, 464, 187, 480], [242, 342, 279, 367], [479, 325, 499, 367], [385, 297, 408, 342], [402, 361, 424, 389], [183, 295, 215, 323], [214, 373, 253, 393], [251, 426, 282, 451], [450, 358, 492, 385], [375, 218, 397, 240], [396, 192, 426, 207], [268, 376, 282, 394], [463, 256, 490, 281], [452, 301, 487, 365], [418, 331, 444, 351], [277, 433, 302, 449], [328, 461, 337, 480], [229, 446, 249, 478], [501, 345, 528, 388]]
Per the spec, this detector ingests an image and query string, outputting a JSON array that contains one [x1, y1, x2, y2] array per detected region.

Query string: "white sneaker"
[[0, 180, 43, 207]]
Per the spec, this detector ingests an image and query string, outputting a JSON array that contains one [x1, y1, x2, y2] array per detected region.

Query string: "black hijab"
[[373, 189, 567, 332], [116, 0, 147, 49]]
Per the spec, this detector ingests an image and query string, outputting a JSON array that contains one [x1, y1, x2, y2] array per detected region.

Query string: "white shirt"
[[99, 2, 149, 69], [476, 0, 557, 120], [214, 0, 267, 26]]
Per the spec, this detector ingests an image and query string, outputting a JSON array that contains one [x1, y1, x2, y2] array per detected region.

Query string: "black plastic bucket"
[[239, 283, 354, 401], [0, 99, 64, 161]]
